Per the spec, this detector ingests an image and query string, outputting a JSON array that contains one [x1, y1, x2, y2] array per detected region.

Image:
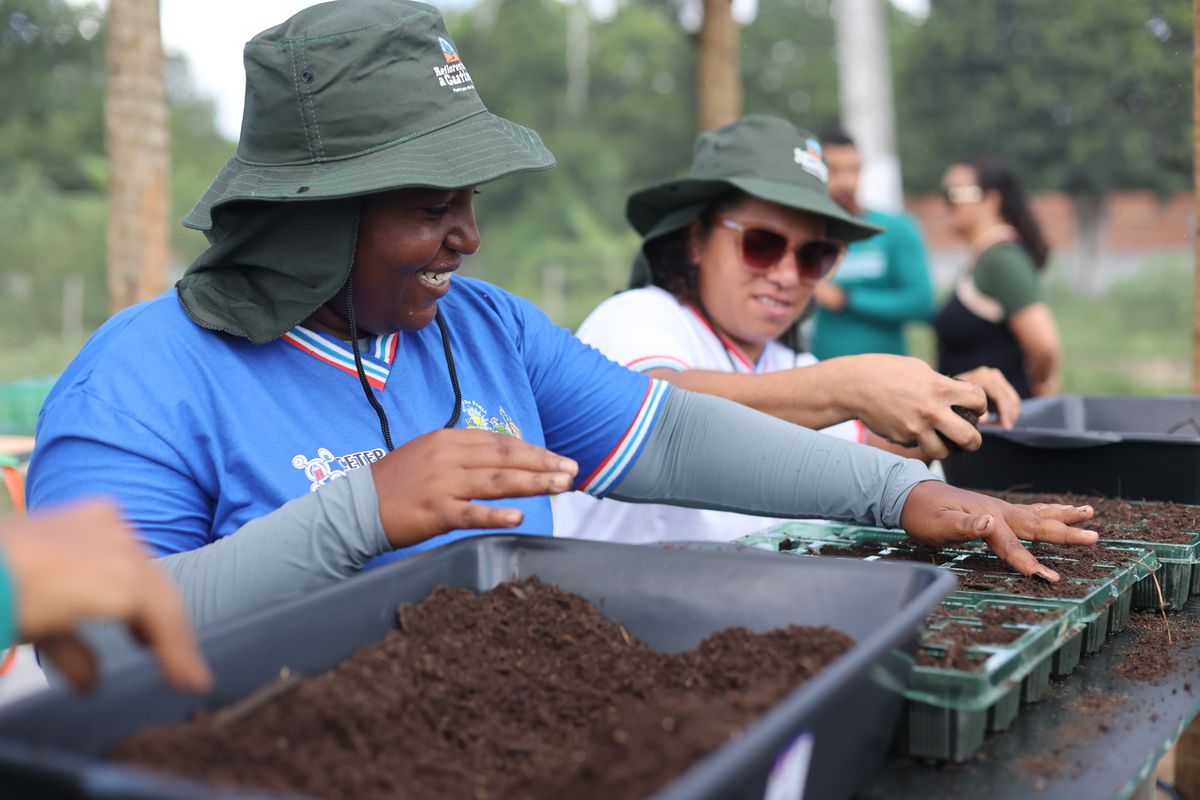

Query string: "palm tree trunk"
[[697, 0, 741, 132], [105, 0, 169, 314]]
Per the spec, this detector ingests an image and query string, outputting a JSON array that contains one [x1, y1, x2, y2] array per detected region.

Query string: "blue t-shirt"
[[26, 278, 668, 565]]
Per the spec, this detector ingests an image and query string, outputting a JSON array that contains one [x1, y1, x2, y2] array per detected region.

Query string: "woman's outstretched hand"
[[899, 482, 1098, 581], [372, 428, 578, 548]]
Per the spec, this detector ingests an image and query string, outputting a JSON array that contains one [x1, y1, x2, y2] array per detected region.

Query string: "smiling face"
[[689, 195, 828, 360], [308, 187, 480, 337]]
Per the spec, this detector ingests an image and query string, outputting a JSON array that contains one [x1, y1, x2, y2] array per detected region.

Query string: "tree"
[[697, 0, 741, 130], [740, 0, 840, 130], [105, 0, 169, 313], [891, 0, 1192, 197]]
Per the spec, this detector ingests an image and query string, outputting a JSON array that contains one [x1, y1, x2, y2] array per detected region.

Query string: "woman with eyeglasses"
[[934, 156, 1061, 398], [554, 116, 1027, 544]]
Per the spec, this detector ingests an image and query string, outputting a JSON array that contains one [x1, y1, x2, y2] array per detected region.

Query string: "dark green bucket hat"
[[183, 0, 554, 231], [627, 115, 882, 250]]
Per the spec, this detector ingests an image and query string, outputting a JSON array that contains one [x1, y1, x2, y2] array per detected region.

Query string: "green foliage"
[[0, 0, 106, 191], [0, 172, 107, 333], [0, 0, 231, 338], [742, 0, 840, 130], [891, 0, 1193, 195], [448, 0, 695, 322]]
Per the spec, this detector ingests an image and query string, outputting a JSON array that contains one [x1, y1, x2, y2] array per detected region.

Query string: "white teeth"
[[420, 271, 450, 287], [755, 296, 788, 309]]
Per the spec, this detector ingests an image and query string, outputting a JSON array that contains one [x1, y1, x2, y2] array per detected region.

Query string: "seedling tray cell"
[[1131, 559, 1190, 611]]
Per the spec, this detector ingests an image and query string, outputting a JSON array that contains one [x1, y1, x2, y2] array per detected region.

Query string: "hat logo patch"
[[793, 138, 829, 184], [434, 37, 475, 93], [438, 36, 460, 64]]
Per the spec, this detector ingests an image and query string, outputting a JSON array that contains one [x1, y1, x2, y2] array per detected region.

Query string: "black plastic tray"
[[0, 534, 954, 800], [943, 395, 1200, 502]]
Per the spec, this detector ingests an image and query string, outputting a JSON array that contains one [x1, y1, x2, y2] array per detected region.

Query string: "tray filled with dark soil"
[[0, 534, 955, 800], [736, 523, 1157, 655], [901, 593, 1085, 762], [941, 394, 1200, 502], [985, 490, 1200, 610]]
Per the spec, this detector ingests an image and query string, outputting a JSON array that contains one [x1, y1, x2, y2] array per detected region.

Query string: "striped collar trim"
[[281, 326, 400, 391], [685, 305, 762, 373]]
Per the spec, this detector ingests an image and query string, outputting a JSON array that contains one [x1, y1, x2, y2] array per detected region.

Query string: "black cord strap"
[[347, 278, 462, 451]]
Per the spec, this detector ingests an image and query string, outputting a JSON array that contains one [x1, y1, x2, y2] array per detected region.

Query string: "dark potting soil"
[[112, 578, 853, 800], [814, 540, 944, 563], [916, 605, 1056, 671], [987, 491, 1200, 545], [937, 405, 982, 455], [955, 570, 1095, 599]]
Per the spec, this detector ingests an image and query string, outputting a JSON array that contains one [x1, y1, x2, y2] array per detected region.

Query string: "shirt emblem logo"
[[463, 400, 522, 438], [292, 448, 348, 492]]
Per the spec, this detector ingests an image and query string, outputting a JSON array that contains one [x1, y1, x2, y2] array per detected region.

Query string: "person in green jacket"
[[0, 501, 210, 692], [811, 127, 935, 359]]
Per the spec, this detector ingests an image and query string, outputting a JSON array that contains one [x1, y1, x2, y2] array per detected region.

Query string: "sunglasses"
[[942, 185, 985, 206], [719, 218, 846, 281]]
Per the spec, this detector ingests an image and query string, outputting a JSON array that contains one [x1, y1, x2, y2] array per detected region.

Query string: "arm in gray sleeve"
[[158, 466, 388, 627], [609, 388, 938, 528]]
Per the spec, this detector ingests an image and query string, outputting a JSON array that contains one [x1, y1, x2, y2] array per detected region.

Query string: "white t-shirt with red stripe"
[[553, 285, 866, 544]]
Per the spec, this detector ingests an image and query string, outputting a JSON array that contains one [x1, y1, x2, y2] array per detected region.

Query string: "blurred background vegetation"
[[0, 0, 1192, 395]]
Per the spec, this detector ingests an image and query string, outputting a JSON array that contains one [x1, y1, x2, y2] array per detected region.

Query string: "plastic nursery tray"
[[735, 528, 1093, 763], [0, 535, 955, 800], [941, 395, 1200, 503], [986, 491, 1200, 611], [900, 592, 1086, 762], [737, 524, 1157, 654]]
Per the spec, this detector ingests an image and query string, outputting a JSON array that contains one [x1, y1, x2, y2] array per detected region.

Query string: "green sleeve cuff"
[[0, 550, 16, 651]]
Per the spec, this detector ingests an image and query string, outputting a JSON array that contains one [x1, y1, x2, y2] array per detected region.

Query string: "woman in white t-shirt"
[[555, 116, 1022, 543]]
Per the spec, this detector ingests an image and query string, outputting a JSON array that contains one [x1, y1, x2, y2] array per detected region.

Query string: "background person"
[[811, 127, 936, 360], [934, 156, 1062, 398]]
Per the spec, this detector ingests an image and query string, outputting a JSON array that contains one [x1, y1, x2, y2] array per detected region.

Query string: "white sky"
[[76, 0, 929, 140]]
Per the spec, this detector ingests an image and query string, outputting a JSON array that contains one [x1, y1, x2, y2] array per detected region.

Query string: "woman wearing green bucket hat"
[[555, 116, 1029, 544], [27, 2, 1094, 629]]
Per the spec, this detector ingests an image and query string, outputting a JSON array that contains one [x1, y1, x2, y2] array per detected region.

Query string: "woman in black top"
[[933, 156, 1061, 398]]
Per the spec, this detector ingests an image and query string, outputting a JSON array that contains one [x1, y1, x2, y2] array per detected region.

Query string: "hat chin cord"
[[346, 277, 463, 453]]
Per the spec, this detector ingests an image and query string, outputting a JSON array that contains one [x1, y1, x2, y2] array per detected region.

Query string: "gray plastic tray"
[[0, 534, 954, 800]]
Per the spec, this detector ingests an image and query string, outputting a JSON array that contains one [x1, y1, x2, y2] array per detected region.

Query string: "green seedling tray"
[[903, 593, 1085, 762], [743, 523, 1156, 628], [994, 493, 1200, 603], [729, 525, 1111, 763]]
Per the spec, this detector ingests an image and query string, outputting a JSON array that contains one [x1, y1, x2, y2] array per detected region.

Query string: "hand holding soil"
[[900, 482, 1098, 581], [952, 365, 1021, 428], [370, 428, 578, 548], [0, 501, 211, 693], [843, 355, 987, 460]]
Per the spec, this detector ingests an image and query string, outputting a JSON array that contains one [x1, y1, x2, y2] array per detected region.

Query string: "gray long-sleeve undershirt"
[[161, 388, 937, 628]]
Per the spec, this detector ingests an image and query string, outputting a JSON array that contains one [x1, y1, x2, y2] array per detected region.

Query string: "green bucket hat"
[[183, 0, 554, 231], [177, 0, 556, 344], [627, 115, 882, 284]]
